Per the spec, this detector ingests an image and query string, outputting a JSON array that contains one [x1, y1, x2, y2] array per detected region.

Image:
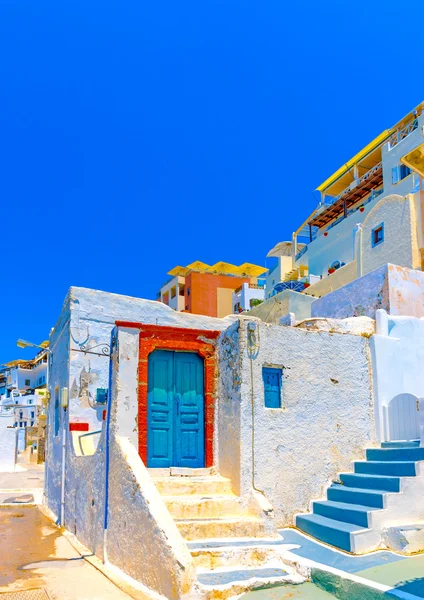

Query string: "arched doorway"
[[385, 393, 420, 441]]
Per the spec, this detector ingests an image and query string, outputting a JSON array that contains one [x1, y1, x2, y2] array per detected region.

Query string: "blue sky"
[[1, 0, 423, 364]]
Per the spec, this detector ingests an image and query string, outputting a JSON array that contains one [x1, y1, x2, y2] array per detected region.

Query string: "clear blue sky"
[[1, 0, 423, 364]]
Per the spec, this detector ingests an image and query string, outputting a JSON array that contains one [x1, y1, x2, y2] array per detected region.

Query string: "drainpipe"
[[60, 387, 69, 526], [103, 333, 115, 562], [246, 322, 264, 495]]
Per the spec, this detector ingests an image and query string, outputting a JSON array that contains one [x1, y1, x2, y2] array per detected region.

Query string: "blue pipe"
[[103, 331, 115, 532]]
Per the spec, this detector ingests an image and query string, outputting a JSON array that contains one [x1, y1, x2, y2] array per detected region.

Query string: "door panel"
[[147, 351, 174, 467], [175, 352, 204, 468], [388, 393, 420, 441], [147, 350, 205, 468]]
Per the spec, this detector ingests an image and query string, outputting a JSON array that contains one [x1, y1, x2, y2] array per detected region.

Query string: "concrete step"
[[296, 513, 368, 553], [148, 467, 218, 477], [327, 485, 387, 508], [196, 565, 301, 600], [354, 460, 418, 476], [190, 543, 286, 570], [176, 516, 266, 540], [153, 475, 233, 496], [312, 500, 377, 528], [340, 473, 401, 492], [381, 440, 419, 448], [366, 447, 424, 462], [163, 494, 244, 519]]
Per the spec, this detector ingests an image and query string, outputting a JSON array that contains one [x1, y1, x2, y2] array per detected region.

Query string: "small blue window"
[[372, 223, 384, 248], [392, 166, 399, 184], [263, 367, 282, 408]]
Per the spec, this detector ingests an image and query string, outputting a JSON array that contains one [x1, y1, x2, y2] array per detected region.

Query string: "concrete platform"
[[277, 528, 424, 599]]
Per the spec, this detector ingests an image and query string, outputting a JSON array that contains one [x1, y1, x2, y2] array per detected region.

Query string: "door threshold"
[[148, 466, 217, 478]]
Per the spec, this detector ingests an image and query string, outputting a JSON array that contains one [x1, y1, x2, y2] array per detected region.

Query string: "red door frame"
[[115, 322, 220, 468]]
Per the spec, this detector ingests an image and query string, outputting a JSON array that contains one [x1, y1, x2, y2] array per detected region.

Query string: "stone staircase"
[[151, 468, 303, 599], [296, 440, 424, 554]]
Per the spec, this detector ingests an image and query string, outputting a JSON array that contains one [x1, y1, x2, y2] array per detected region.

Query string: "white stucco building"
[[232, 281, 265, 313], [42, 278, 424, 598], [264, 103, 424, 303]]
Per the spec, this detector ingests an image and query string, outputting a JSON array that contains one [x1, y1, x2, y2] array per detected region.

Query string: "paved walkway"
[[0, 459, 133, 599], [0, 505, 132, 599], [0, 506, 130, 600]]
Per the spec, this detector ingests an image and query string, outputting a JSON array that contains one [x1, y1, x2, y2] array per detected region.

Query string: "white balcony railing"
[[389, 119, 419, 149]]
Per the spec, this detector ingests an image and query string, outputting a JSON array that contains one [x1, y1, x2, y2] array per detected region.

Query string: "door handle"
[[417, 400, 420, 412]]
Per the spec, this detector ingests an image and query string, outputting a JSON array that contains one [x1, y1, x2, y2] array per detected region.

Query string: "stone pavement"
[[0, 505, 133, 599], [0, 459, 136, 599], [0, 457, 44, 506]]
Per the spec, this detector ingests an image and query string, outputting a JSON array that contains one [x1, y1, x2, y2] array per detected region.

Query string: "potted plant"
[[328, 267, 336, 274], [303, 282, 311, 289], [359, 205, 365, 213], [324, 231, 328, 237]]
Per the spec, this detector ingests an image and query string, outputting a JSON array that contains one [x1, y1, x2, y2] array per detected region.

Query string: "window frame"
[[262, 366, 283, 409], [371, 222, 384, 248]]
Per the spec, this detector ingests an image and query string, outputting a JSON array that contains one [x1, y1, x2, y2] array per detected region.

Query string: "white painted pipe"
[[60, 410, 67, 526]]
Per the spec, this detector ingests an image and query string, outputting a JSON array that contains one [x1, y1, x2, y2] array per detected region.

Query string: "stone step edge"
[[190, 542, 285, 554], [187, 536, 281, 549], [196, 570, 304, 591], [195, 560, 293, 575], [151, 476, 231, 482], [176, 516, 263, 524], [162, 494, 238, 501]]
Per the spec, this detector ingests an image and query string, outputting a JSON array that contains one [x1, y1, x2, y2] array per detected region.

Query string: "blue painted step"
[[366, 447, 424, 462], [327, 485, 385, 508], [354, 460, 417, 476], [340, 473, 400, 492], [296, 440, 422, 553], [312, 500, 375, 528], [381, 440, 419, 448], [296, 513, 366, 553]]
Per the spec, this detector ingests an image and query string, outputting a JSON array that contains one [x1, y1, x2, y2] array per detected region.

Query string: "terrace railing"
[[389, 119, 419, 149]]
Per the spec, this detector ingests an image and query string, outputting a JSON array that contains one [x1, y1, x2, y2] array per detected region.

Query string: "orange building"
[[157, 261, 266, 318]]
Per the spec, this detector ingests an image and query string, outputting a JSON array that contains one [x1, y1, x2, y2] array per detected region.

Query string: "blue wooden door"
[[147, 350, 204, 468]]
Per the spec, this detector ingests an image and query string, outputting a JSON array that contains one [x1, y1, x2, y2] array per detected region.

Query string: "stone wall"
[[218, 319, 376, 525], [49, 324, 195, 600], [311, 264, 424, 320]]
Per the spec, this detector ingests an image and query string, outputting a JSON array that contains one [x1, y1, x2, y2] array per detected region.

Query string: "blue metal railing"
[[272, 281, 305, 295]]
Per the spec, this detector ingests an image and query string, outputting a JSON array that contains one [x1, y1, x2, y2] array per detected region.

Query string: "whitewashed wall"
[[47, 324, 195, 600], [361, 193, 420, 276], [45, 286, 240, 518], [217, 322, 243, 495], [0, 415, 16, 472], [218, 319, 376, 525], [371, 310, 424, 442]]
